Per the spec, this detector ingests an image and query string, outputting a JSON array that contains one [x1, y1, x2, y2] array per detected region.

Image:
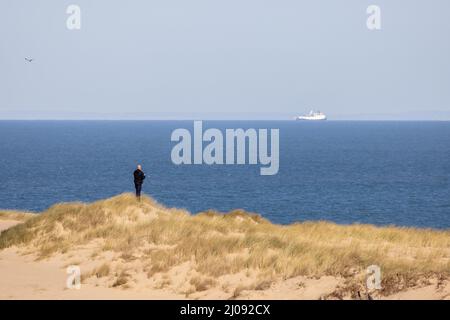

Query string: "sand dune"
[[0, 194, 449, 300]]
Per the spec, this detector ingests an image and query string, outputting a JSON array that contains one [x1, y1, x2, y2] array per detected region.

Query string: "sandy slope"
[[1, 219, 449, 300], [0, 247, 182, 299], [0, 220, 21, 233], [0, 244, 348, 300]]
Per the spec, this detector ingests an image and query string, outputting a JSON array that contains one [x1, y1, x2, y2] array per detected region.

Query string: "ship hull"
[[296, 115, 327, 121]]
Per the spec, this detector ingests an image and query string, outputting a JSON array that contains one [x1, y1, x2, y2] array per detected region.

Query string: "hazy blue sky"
[[1, 0, 450, 119]]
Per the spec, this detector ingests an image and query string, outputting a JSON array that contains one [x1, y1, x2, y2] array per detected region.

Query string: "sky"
[[1, 0, 450, 120]]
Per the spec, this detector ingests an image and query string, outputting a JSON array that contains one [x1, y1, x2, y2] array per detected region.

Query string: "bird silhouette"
[[25, 58, 33, 63]]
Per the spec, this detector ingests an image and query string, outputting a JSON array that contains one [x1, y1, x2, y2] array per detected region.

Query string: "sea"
[[0, 120, 449, 229]]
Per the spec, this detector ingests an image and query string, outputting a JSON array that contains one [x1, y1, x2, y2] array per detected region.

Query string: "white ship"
[[296, 110, 327, 121]]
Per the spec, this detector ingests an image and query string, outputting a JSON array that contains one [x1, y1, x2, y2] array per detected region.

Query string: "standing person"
[[133, 164, 146, 200]]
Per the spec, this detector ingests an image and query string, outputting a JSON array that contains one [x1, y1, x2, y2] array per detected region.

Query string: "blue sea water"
[[0, 121, 449, 229]]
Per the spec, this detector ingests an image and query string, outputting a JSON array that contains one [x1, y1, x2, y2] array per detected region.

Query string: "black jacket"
[[133, 169, 146, 184]]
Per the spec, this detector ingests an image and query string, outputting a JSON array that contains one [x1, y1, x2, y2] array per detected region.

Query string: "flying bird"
[[25, 58, 33, 63]]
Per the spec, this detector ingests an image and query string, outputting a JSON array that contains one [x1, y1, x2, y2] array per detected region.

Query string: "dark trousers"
[[134, 183, 143, 198]]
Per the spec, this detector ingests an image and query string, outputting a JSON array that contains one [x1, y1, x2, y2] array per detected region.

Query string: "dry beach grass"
[[0, 193, 449, 299], [0, 210, 34, 222]]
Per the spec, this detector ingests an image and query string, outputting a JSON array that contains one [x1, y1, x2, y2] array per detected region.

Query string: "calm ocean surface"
[[0, 121, 449, 229]]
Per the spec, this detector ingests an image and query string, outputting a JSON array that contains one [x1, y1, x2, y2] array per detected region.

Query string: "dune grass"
[[0, 193, 449, 297], [0, 210, 35, 222]]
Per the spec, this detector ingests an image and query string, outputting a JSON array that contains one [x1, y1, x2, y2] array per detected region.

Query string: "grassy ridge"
[[1, 193, 449, 297]]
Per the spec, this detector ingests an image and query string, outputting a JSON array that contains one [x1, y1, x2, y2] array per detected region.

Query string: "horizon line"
[[1, 118, 450, 122]]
